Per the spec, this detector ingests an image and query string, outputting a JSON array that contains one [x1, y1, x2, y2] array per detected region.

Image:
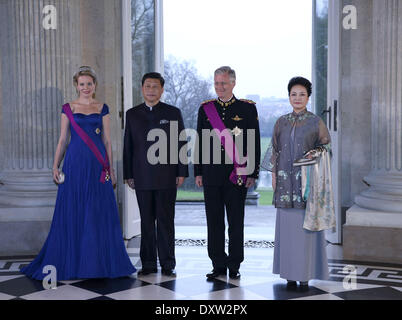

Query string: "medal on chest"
[[231, 126, 242, 137]]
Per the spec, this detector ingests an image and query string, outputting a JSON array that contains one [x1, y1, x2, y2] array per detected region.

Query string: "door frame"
[[122, 0, 141, 239], [121, 0, 165, 239], [155, 0, 164, 74], [325, 0, 342, 244]]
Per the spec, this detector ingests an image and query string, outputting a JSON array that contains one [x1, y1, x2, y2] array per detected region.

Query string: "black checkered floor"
[[1, 240, 402, 300]]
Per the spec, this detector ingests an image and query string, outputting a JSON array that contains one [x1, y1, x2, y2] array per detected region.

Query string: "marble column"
[[0, 0, 81, 255], [354, 0, 402, 213], [344, 0, 402, 263]]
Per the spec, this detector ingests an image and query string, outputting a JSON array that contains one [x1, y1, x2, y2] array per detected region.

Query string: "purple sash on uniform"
[[203, 102, 247, 186], [62, 103, 110, 183]]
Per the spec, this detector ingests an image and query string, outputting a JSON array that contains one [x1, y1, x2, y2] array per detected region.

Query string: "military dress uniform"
[[194, 96, 261, 274], [123, 102, 188, 272]]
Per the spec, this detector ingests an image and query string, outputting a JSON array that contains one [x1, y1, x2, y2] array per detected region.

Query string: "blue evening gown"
[[20, 104, 136, 280]]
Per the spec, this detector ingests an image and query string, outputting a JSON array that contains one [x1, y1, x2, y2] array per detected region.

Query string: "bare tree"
[[163, 56, 213, 190], [131, 0, 154, 45], [131, 0, 154, 105], [164, 56, 213, 129]]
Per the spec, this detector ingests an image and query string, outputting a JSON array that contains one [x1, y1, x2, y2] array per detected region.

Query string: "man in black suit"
[[123, 72, 188, 276], [194, 66, 260, 279]]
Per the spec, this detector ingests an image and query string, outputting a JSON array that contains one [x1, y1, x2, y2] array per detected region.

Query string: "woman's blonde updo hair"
[[73, 66, 97, 97]]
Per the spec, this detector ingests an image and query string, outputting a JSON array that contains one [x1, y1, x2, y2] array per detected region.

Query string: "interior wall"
[[0, 0, 124, 255], [340, 0, 373, 208], [78, 0, 124, 213], [0, 44, 3, 174]]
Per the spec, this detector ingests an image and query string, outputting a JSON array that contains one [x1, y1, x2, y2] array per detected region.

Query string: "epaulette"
[[240, 99, 256, 104], [201, 99, 216, 105]]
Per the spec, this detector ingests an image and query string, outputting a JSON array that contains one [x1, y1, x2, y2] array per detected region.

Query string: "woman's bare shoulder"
[[68, 100, 79, 111]]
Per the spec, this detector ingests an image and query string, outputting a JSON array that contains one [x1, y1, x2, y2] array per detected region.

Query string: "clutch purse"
[[293, 146, 328, 167], [293, 149, 320, 167], [58, 172, 65, 184], [293, 157, 318, 167]]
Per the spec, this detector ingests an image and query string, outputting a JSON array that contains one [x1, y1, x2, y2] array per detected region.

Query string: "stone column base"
[[0, 207, 54, 256], [343, 205, 402, 264]]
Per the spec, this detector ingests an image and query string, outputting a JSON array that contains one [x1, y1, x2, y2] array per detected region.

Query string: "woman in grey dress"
[[261, 77, 331, 287]]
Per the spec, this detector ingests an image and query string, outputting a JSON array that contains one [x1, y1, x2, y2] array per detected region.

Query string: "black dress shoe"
[[228, 269, 241, 279], [206, 269, 227, 279], [161, 269, 176, 276], [137, 268, 157, 276]]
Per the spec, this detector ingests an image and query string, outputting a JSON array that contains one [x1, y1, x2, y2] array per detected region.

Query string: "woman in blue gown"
[[21, 66, 136, 280]]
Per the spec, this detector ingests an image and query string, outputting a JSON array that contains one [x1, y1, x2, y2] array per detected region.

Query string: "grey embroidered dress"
[[261, 109, 331, 282], [262, 109, 330, 207]]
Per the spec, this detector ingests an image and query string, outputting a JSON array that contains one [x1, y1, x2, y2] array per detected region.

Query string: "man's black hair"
[[142, 72, 165, 87]]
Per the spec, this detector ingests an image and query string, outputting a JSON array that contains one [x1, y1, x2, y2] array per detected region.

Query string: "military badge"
[[201, 99, 216, 105], [232, 115, 243, 121], [240, 99, 256, 104], [231, 126, 242, 137]]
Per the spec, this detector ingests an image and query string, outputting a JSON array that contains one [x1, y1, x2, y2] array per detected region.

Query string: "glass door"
[[313, 0, 342, 244], [122, 0, 160, 239]]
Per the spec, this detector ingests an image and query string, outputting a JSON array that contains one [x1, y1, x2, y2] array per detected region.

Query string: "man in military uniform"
[[194, 66, 260, 279]]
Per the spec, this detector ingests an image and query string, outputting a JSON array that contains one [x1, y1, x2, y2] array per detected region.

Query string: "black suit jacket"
[[123, 102, 189, 190], [194, 97, 261, 186]]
